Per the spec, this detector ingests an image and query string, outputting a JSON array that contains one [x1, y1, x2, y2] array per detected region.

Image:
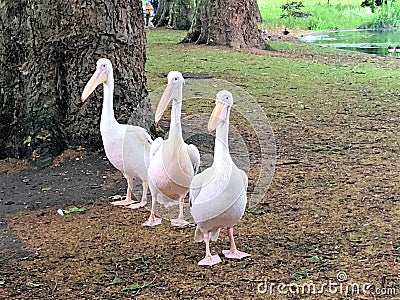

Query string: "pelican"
[[190, 90, 250, 266], [81, 58, 152, 209], [143, 71, 200, 227]]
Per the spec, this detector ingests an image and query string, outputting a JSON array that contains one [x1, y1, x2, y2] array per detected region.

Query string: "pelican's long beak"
[[80, 67, 108, 102], [155, 83, 176, 124], [208, 102, 224, 133]]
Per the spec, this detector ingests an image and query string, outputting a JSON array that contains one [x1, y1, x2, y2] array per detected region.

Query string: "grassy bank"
[[369, 0, 400, 28], [257, 0, 374, 30], [145, 29, 400, 118]]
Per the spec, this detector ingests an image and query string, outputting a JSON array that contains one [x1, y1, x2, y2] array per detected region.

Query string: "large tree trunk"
[[182, 0, 270, 49], [153, 0, 194, 29], [255, 2, 263, 22], [0, 0, 152, 167]]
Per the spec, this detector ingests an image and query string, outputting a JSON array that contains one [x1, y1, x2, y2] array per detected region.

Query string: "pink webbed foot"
[[198, 255, 221, 266], [126, 200, 147, 209], [142, 215, 162, 227], [111, 199, 134, 206], [110, 199, 134, 206], [170, 218, 190, 228], [222, 249, 251, 259]]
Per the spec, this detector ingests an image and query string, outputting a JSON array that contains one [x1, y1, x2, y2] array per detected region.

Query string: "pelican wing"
[[189, 171, 205, 207], [189, 164, 215, 207], [121, 125, 153, 176], [125, 125, 152, 151], [149, 137, 163, 161], [239, 168, 249, 191], [187, 144, 200, 174]]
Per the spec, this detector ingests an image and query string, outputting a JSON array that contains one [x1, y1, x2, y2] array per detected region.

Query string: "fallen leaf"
[[62, 206, 86, 214], [26, 281, 40, 288], [121, 283, 142, 292]]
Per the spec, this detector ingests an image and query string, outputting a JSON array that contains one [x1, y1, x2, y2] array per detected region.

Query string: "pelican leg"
[[222, 227, 250, 259], [111, 177, 135, 206], [127, 180, 148, 209], [198, 232, 221, 266], [142, 192, 162, 226], [170, 197, 189, 228]]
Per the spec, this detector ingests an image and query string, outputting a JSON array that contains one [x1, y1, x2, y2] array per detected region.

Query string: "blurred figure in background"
[[145, 1, 152, 26], [151, 0, 158, 15], [145, 1, 153, 14]]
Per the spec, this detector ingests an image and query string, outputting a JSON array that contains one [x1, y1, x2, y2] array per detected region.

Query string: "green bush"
[[368, 0, 400, 28], [258, 0, 374, 30]]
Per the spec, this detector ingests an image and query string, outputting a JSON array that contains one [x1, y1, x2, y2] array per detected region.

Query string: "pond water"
[[298, 29, 400, 56]]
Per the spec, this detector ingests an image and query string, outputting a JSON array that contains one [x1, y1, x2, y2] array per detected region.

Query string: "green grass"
[[257, 0, 375, 30], [144, 0, 397, 31], [369, 0, 400, 28], [145, 28, 400, 119]]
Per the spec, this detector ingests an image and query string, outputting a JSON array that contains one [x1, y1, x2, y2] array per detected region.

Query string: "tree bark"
[[0, 0, 152, 167], [255, 2, 263, 22], [182, 0, 270, 50], [153, 0, 194, 29]]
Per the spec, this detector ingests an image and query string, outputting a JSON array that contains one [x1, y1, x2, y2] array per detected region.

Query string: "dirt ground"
[[1, 37, 400, 300]]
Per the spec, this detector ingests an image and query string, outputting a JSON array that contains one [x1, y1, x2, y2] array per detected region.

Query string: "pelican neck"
[[168, 86, 183, 141], [100, 79, 117, 129], [214, 117, 230, 162]]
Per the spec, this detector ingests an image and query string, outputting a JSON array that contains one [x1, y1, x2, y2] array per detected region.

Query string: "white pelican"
[[81, 58, 152, 209], [190, 90, 250, 266], [143, 71, 200, 227]]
